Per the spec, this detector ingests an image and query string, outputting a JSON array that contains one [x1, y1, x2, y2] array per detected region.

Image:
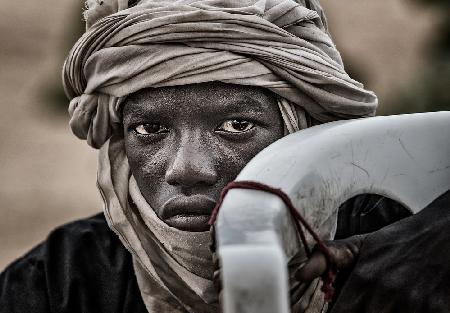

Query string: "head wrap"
[[64, 0, 377, 148], [63, 0, 378, 312]]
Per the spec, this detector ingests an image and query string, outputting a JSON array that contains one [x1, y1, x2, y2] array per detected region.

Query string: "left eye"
[[217, 120, 254, 133], [134, 123, 168, 135]]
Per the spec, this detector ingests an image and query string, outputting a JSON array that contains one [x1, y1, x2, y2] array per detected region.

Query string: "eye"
[[134, 123, 168, 135], [217, 119, 255, 133]]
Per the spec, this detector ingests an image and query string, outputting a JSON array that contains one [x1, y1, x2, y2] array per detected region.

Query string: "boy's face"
[[123, 82, 284, 232]]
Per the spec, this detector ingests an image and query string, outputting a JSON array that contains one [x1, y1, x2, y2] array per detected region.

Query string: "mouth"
[[161, 195, 216, 232]]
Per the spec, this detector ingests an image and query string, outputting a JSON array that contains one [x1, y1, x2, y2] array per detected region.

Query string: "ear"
[[84, 0, 129, 29]]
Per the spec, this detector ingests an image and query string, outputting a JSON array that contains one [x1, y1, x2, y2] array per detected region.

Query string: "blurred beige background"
[[0, 0, 446, 268]]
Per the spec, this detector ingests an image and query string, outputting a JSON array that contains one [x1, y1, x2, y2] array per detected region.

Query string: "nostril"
[[165, 168, 217, 187], [165, 167, 183, 186], [165, 141, 218, 187], [165, 159, 217, 187], [197, 170, 218, 186]]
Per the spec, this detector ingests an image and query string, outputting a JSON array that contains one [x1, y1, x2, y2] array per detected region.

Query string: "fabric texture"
[[98, 130, 335, 312], [0, 194, 425, 313], [0, 213, 148, 313], [64, 0, 377, 149], [329, 190, 450, 313], [98, 134, 218, 312], [63, 0, 378, 312], [335, 195, 412, 240]]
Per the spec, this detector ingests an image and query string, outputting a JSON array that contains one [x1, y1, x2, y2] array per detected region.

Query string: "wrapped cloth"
[[63, 0, 379, 312], [98, 132, 330, 313], [64, 0, 378, 148], [98, 136, 218, 312]]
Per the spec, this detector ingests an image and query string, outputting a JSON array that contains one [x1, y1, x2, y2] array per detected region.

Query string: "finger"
[[209, 225, 216, 252], [213, 269, 222, 291], [295, 234, 366, 283], [329, 234, 366, 269], [295, 249, 327, 282], [212, 252, 220, 270]]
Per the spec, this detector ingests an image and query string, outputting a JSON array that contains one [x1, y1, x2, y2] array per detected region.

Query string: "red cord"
[[208, 180, 337, 302]]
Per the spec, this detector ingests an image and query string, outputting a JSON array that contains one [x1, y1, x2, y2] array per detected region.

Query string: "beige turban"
[[63, 1, 378, 312], [64, 0, 377, 149]]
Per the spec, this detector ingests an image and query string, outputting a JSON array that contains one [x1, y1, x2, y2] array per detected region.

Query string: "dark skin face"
[[123, 82, 284, 232]]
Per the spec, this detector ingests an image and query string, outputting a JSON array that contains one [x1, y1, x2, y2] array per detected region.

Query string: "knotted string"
[[208, 180, 337, 302]]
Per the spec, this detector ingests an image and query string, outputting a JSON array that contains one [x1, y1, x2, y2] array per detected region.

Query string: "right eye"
[[216, 119, 255, 134], [134, 123, 168, 135]]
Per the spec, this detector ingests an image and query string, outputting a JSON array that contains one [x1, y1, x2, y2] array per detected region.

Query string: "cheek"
[[215, 130, 283, 181], [125, 137, 168, 192]]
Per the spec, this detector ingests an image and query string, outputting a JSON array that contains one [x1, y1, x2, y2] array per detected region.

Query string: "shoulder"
[[1, 213, 146, 313], [43, 212, 125, 265], [8, 213, 124, 274]]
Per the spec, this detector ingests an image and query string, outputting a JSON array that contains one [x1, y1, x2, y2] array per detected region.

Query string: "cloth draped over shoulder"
[[63, 0, 378, 149]]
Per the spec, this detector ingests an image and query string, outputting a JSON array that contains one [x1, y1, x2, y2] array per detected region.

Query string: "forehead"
[[122, 82, 278, 120]]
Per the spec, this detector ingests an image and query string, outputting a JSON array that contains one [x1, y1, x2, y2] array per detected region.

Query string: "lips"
[[161, 195, 216, 231]]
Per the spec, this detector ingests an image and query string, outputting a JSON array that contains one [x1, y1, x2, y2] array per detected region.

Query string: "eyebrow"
[[122, 94, 273, 123], [122, 99, 159, 124], [213, 95, 270, 115]]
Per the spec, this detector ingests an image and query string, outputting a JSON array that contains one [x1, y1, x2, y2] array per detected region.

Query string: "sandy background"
[[0, 0, 443, 268]]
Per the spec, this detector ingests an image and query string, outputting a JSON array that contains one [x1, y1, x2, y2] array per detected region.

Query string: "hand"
[[297, 191, 450, 313], [295, 235, 366, 284]]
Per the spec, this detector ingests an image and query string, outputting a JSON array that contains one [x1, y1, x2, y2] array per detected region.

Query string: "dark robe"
[[0, 214, 147, 313], [1, 193, 447, 313]]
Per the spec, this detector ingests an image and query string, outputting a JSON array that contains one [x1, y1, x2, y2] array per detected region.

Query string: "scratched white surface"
[[217, 112, 450, 313]]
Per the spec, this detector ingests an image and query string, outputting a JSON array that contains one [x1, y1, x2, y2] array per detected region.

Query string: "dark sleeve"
[[0, 213, 147, 313], [329, 194, 414, 306], [0, 244, 51, 312], [330, 190, 450, 313], [335, 194, 413, 239]]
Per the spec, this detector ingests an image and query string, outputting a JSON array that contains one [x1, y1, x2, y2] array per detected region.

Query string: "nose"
[[165, 137, 218, 188]]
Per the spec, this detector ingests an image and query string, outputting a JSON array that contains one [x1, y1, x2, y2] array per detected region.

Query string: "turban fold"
[[64, 0, 378, 148]]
